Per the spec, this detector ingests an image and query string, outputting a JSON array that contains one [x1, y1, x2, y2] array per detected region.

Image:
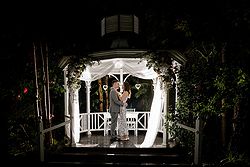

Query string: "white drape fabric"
[[140, 77, 164, 147], [77, 58, 164, 147], [80, 58, 158, 81]]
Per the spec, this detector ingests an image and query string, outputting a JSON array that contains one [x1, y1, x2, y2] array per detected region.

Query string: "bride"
[[117, 82, 131, 141]]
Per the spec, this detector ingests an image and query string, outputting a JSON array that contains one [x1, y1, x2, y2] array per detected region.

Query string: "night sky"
[[1, 0, 249, 94], [1, 0, 249, 85]]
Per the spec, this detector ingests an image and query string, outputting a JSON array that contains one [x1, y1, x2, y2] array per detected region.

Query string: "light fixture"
[[114, 60, 124, 68], [135, 84, 141, 90]]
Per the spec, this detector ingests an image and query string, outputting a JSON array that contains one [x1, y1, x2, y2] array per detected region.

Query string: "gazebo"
[[60, 14, 184, 148]]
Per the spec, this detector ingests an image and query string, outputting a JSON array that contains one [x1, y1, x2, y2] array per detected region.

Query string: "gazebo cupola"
[[100, 14, 140, 49], [90, 14, 145, 60]]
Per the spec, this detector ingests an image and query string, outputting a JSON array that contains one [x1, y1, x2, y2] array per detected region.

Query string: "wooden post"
[[194, 117, 202, 165], [162, 82, 170, 146], [86, 81, 92, 136]]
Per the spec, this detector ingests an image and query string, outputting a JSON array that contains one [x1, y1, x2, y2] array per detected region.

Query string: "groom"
[[109, 79, 127, 142]]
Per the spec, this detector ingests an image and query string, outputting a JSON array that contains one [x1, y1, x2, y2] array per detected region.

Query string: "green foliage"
[[8, 85, 39, 158], [167, 41, 250, 162], [142, 51, 175, 83], [176, 42, 223, 117], [134, 82, 153, 110], [218, 152, 250, 167], [6, 43, 70, 160], [214, 67, 250, 112], [67, 56, 96, 89], [174, 19, 192, 38], [49, 68, 66, 96]]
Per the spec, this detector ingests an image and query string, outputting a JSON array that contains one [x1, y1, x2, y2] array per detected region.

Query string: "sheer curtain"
[[80, 58, 158, 81], [139, 77, 164, 147]]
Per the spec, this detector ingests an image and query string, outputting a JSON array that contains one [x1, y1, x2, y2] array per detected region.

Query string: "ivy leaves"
[[66, 56, 96, 89]]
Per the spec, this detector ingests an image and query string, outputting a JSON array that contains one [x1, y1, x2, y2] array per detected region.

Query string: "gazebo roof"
[[88, 49, 186, 64], [88, 49, 147, 60]]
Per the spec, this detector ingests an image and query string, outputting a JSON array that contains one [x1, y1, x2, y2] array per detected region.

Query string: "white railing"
[[80, 112, 106, 133], [39, 110, 201, 166], [39, 116, 71, 162], [78, 111, 202, 165], [79, 110, 165, 135], [39, 110, 165, 162]]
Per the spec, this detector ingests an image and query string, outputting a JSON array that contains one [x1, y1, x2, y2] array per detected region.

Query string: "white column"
[[69, 86, 81, 145], [152, 77, 157, 90], [162, 82, 167, 146], [162, 82, 170, 146], [63, 66, 70, 139], [85, 81, 92, 136]]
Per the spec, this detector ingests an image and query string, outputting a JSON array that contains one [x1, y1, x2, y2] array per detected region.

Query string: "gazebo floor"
[[77, 131, 173, 148]]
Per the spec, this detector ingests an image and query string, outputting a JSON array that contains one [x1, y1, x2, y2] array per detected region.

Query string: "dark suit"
[[109, 87, 124, 139]]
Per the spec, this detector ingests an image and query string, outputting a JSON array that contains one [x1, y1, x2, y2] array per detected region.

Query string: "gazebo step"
[[44, 147, 191, 166]]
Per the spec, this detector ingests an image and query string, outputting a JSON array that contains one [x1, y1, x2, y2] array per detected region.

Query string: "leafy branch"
[[66, 56, 96, 90]]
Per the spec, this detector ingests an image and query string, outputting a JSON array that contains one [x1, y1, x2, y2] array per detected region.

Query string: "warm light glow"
[[114, 60, 124, 68], [80, 67, 91, 81]]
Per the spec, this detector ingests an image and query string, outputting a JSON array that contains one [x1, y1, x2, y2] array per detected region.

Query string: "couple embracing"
[[109, 79, 131, 142]]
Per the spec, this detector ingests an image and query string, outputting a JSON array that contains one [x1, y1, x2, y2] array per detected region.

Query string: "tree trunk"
[[98, 79, 103, 112]]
